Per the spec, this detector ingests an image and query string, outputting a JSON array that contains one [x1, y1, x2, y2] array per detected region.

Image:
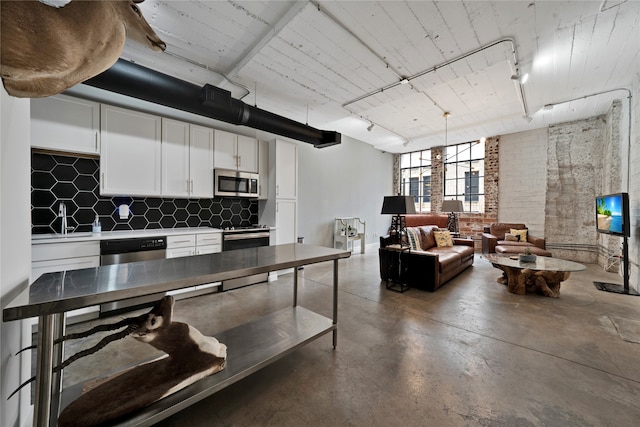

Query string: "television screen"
[[596, 192, 629, 237]]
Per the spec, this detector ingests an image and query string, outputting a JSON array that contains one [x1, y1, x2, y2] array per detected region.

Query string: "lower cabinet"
[[32, 241, 101, 323], [166, 233, 222, 297]]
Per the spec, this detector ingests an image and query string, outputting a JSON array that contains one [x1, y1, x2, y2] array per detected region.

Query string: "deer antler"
[[8, 316, 145, 400]]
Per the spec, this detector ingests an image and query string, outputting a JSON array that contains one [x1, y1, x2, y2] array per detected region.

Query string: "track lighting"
[[367, 123, 374, 132]]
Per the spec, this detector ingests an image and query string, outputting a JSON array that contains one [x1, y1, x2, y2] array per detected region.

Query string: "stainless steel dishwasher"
[[99, 236, 167, 317]]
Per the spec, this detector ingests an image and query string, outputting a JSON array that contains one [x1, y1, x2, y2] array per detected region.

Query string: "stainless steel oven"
[[214, 169, 259, 198], [222, 227, 270, 290]]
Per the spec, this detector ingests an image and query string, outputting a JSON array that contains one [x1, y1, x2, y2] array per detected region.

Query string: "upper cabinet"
[[189, 124, 215, 198], [274, 139, 297, 199], [31, 94, 100, 155], [162, 119, 214, 198], [100, 105, 162, 197], [214, 130, 258, 173]]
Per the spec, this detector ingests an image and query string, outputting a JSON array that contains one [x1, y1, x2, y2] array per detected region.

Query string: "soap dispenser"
[[92, 215, 102, 233]]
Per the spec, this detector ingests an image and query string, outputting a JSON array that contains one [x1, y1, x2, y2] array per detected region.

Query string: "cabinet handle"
[[237, 155, 241, 167], [95, 132, 99, 151], [172, 240, 192, 244], [276, 185, 279, 196], [191, 180, 194, 193], [186, 179, 190, 193], [101, 172, 104, 189]]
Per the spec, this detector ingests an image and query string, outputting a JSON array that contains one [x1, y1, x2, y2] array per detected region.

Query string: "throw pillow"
[[510, 229, 527, 244], [419, 226, 437, 249], [433, 230, 453, 247], [405, 227, 422, 250], [504, 233, 520, 242]]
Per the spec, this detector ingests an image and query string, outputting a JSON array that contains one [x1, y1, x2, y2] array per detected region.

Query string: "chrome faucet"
[[58, 202, 74, 235]]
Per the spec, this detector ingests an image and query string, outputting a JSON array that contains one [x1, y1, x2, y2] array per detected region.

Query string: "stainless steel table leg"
[[293, 267, 298, 307], [34, 314, 55, 427], [333, 259, 338, 349]]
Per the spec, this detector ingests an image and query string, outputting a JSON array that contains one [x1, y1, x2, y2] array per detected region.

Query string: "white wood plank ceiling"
[[121, 0, 640, 153]]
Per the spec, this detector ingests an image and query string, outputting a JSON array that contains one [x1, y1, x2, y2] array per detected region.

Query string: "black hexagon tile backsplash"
[[31, 153, 258, 234]]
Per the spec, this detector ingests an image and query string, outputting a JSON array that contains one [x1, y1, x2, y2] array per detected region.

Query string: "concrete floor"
[[60, 246, 640, 426]]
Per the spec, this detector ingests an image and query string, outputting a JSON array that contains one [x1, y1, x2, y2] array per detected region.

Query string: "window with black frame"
[[443, 140, 485, 213], [400, 150, 431, 213]]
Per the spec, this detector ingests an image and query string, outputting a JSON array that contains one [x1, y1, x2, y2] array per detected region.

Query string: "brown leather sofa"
[[481, 223, 549, 255], [379, 225, 474, 292]]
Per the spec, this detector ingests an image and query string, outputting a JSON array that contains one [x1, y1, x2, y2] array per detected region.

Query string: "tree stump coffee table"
[[484, 255, 586, 297]]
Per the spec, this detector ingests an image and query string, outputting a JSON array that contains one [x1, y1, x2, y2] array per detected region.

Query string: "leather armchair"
[[482, 223, 546, 254]]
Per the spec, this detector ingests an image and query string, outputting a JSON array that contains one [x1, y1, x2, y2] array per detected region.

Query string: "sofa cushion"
[[418, 225, 438, 249], [406, 227, 422, 250], [497, 240, 532, 248], [433, 229, 453, 247], [432, 251, 461, 273], [405, 214, 449, 229], [510, 229, 528, 244]]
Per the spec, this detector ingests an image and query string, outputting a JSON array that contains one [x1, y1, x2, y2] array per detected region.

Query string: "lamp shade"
[[381, 196, 416, 215], [441, 200, 464, 213]]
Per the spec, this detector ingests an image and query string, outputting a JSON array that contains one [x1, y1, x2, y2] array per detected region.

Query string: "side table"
[[385, 246, 410, 293]]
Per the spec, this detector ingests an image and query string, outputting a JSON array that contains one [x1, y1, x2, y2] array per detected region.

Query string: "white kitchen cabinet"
[[276, 200, 297, 245], [259, 139, 298, 246], [32, 241, 101, 323], [166, 234, 197, 258], [161, 118, 190, 197], [100, 104, 162, 196], [195, 233, 222, 254], [258, 140, 269, 199], [189, 124, 215, 197], [162, 119, 214, 198], [214, 130, 258, 173], [31, 94, 100, 155], [275, 139, 297, 199]]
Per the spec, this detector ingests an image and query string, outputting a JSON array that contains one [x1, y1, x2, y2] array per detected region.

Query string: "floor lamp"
[[441, 200, 464, 234], [381, 195, 416, 247]]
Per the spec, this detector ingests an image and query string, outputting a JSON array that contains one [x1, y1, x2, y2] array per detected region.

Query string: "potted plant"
[[519, 247, 537, 263]]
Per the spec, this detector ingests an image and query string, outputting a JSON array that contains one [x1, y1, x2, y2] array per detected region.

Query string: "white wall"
[[1, 89, 32, 426], [297, 135, 393, 248], [498, 128, 548, 237], [628, 75, 639, 292]]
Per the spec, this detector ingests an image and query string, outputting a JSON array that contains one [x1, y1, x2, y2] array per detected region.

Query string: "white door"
[[237, 135, 258, 173], [31, 94, 100, 155], [190, 125, 214, 198], [213, 129, 237, 170], [162, 118, 190, 198], [276, 199, 297, 245], [275, 140, 297, 199], [100, 105, 162, 196]]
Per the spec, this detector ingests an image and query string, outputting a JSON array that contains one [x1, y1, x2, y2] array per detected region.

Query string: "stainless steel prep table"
[[3, 243, 351, 427]]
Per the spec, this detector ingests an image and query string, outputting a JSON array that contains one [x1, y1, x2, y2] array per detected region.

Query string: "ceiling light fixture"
[[399, 78, 410, 85], [511, 72, 529, 84], [444, 111, 451, 148]]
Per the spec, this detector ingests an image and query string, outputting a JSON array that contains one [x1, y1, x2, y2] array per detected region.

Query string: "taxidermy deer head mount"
[[0, 0, 166, 98]]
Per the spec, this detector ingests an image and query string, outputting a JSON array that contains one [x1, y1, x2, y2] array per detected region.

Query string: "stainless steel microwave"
[[214, 169, 259, 198]]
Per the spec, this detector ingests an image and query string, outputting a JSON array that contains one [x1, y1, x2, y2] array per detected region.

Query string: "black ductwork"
[[84, 59, 341, 148]]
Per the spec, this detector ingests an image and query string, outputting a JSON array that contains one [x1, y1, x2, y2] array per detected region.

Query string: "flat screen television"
[[596, 192, 630, 237]]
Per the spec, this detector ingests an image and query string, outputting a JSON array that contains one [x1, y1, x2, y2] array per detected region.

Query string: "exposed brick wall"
[[546, 115, 606, 263], [430, 147, 444, 210]]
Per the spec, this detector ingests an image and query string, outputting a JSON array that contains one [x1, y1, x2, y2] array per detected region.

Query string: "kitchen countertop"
[[5, 243, 349, 320], [31, 227, 224, 244]]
